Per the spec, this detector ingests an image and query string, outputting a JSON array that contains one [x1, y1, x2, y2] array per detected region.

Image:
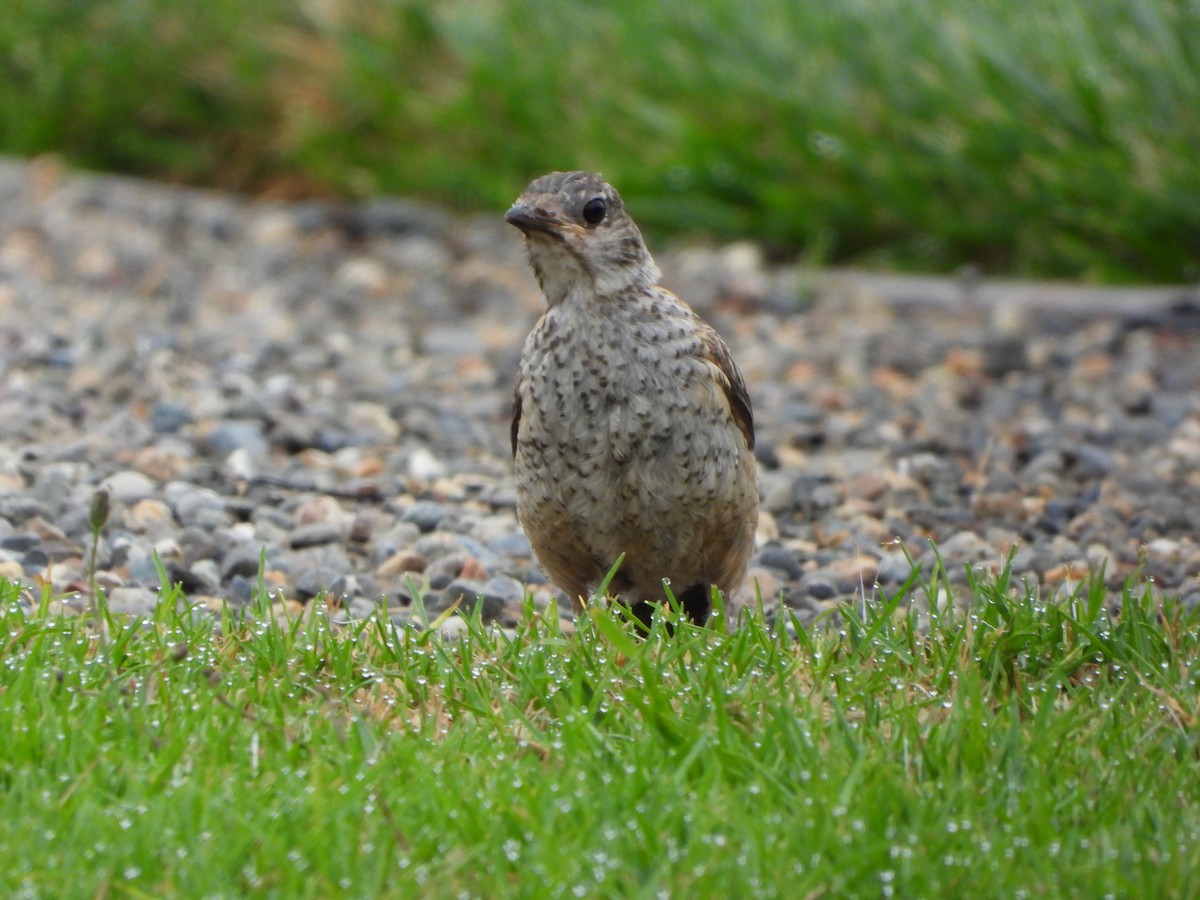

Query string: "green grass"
[[1, 0, 1198, 282], [2, 556, 1198, 898]]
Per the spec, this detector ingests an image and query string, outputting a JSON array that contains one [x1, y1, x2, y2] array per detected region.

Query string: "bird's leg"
[[677, 583, 712, 626], [627, 600, 657, 636]]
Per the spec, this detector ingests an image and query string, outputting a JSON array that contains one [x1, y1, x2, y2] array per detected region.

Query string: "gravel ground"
[[3, 156, 1200, 632]]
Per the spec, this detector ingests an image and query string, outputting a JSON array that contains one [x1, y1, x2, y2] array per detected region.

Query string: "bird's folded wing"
[[696, 323, 755, 451], [511, 381, 523, 458]]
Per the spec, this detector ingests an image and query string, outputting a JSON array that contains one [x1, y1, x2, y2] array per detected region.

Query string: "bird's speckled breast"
[[513, 286, 757, 598]]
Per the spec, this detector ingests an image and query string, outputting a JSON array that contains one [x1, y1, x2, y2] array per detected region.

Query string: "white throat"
[[525, 237, 661, 308]]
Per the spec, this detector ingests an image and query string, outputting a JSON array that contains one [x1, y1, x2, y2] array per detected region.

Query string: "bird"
[[505, 170, 758, 628]]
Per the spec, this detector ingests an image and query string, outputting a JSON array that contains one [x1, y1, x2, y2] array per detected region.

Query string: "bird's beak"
[[505, 203, 562, 237]]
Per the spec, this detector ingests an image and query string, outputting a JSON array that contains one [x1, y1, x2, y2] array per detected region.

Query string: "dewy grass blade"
[[1, 545, 1198, 896]]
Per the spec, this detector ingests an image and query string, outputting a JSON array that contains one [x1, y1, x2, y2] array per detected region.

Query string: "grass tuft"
[[1, 0, 1197, 281], [2, 553, 1198, 895]]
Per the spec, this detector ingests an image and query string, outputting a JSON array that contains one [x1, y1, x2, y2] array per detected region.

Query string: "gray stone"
[[433, 578, 506, 622], [170, 487, 229, 530], [188, 559, 222, 592], [755, 545, 803, 580], [104, 586, 159, 616], [101, 471, 157, 503], [481, 575, 525, 605], [289, 522, 342, 549], [402, 501, 447, 533], [221, 544, 268, 580], [1, 533, 42, 553], [424, 553, 468, 590], [488, 532, 532, 558], [150, 401, 193, 433], [30, 466, 78, 509], [799, 574, 838, 602], [876, 551, 917, 585], [206, 421, 270, 458], [293, 567, 334, 602]]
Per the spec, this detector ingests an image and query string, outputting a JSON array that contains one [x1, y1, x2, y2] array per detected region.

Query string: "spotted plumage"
[[507, 171, 758, 626]]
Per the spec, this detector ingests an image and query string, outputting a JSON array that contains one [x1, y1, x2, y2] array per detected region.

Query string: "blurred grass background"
[[1, 0, 1197, 282]]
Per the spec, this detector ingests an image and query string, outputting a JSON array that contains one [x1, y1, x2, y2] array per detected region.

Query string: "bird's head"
[[505, 171, 660, 307]]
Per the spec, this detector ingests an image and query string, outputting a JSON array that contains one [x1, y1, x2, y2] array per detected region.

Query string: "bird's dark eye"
[[582, 197, 607, 225]]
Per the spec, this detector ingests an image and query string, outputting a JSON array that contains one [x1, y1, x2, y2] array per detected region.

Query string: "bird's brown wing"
[[510, 380, 522, 458], [697, 322, 755, 450]]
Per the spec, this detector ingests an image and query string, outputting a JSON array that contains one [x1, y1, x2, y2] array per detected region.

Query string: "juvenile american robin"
[[506, 171, 759, 627]]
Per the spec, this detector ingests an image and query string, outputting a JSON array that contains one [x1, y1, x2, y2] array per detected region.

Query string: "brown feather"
[[510, 382, 522, 458], [696, 322, 755, 450]]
